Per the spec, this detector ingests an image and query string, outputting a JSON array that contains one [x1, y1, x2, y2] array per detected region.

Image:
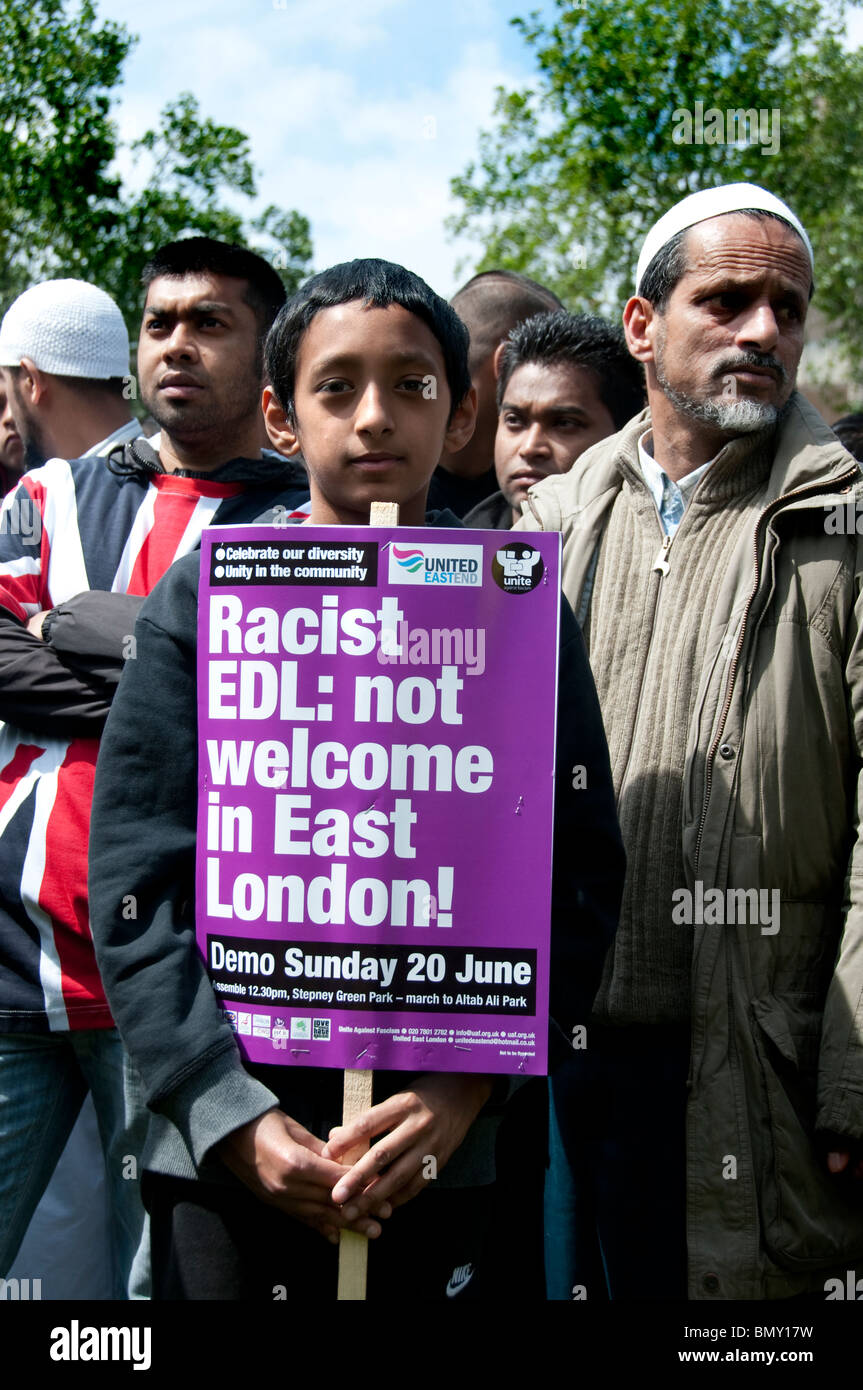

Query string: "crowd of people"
[[0, 178, 862, 1303]]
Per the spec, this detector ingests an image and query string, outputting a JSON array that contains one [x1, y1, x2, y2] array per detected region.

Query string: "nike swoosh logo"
[[445, 1264, 475, 1297]]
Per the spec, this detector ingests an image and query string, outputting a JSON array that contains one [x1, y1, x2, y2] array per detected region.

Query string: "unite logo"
[[388, 543, 483, 587]]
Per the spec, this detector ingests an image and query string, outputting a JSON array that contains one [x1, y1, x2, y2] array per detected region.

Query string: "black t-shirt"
[[426, 464, 498, 519]]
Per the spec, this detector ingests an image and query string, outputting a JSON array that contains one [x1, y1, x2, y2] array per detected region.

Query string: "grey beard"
[[652, 333, 793, 436], [656, 374, 783, 433]]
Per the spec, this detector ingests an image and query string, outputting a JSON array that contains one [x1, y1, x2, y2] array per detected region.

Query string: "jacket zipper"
[[693, 468, 858, 873], [653, 533, 673, 575], [128, 439, 164, 475], [615, 523, 678, 799]]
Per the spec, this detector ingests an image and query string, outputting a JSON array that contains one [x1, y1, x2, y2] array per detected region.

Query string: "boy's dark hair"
[[496, 310, 646, 429], [141, 236, 287, 339], [265, 258, 471, 424], [638, 210, 814, 310]]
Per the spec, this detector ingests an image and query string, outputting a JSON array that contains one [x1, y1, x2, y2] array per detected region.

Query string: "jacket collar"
[[105, 436, 308, 490], [762, 391, 860, 502], [525, 391, 861, 529]]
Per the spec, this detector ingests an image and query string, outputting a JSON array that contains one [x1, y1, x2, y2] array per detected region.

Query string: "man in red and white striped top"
[[0, 240, 308, 1298]]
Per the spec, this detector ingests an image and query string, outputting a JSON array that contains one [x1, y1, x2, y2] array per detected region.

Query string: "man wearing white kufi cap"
[[518, 184, 863, 1300], [0, 278, 140, 469]]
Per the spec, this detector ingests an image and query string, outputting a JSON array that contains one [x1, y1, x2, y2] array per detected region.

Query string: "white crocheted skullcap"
[[0, 278, 129, 378], [635, 183, 814, 294]]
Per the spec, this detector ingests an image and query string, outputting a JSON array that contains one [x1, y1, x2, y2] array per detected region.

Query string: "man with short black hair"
[[0, 238, 308, 1299], [139, 237, 287, 381], [520, 183, 863, 1301], [428, 270, 564, 517], [465, 311, 644, 529]]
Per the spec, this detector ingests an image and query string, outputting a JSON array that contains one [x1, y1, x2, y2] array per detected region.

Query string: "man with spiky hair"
[[465, 310, 644, 530]]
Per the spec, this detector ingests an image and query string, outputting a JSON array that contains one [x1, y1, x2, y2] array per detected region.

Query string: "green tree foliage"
[[0, 1, 312, 329], [86, 95, 313, 325], [0, 0, 129, 297], [449, 0, 863, 376]]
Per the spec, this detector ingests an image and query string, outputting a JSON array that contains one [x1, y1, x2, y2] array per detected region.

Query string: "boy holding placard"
[[88, 259, 623, 1299]]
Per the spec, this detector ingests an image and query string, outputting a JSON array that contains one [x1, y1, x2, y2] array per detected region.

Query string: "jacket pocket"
[[751, 998, 863, 1268]]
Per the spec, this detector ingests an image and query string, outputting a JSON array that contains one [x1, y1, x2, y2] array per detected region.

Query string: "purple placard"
[[195, 524, 560, 1076]]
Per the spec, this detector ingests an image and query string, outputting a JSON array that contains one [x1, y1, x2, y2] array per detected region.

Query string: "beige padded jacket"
[[516, 392, 863, 1299]]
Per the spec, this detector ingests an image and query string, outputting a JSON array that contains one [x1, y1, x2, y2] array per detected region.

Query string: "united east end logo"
[[388, 542, 484, 587], [492, 542, 545, 595]]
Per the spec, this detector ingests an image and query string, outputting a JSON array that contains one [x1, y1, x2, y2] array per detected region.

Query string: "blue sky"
[[97, 0, 863, 302], [98, 0, 557, 297]]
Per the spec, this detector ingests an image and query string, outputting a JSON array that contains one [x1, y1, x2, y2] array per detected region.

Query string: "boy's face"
[[264, 301, 475, 525], [495, 360, 616, 520]]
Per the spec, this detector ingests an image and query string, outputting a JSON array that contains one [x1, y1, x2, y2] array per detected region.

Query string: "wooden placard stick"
[[335, 1067, 374, 1301], [336, 498, 400, 1301]]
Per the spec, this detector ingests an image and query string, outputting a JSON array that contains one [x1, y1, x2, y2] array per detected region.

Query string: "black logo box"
[[207, 935, 537, 1015], [209, 540, 378, 586]]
